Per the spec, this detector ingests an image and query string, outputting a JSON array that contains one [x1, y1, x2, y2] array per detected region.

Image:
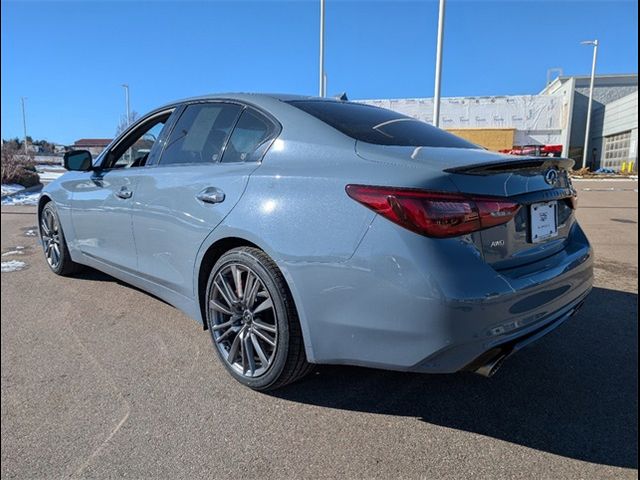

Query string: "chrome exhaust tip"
[[473, 351, 510, 378]]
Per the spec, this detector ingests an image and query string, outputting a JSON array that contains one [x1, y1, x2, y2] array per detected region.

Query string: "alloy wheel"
[[40, 208, 62, 269], [209, 263, 278, 378]]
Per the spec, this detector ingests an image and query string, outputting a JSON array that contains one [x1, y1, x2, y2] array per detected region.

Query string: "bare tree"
[[1, 141, 39, 187], [115, 111, 140, 136]]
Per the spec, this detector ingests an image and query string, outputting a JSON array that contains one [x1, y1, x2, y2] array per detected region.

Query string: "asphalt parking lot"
[[1, 180, 637, 479]]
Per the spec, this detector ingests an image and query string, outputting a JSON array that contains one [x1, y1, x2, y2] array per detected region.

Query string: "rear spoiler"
[[444, 157, 575, 176]]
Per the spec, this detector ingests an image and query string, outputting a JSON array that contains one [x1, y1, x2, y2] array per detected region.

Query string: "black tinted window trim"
[[221, 107, 280, 164], [143, 104, 185, 167], [182, 99, 282, 141], [287, 100, 478, 149], [154, 100, 281, 167], [157, 102, 243, 167]]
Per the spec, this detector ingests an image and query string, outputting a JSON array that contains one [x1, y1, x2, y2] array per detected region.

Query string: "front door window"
[[103, 112, 172, 169]]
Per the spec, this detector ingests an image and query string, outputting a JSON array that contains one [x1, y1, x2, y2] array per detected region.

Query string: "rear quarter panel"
[[195, 136, 470, 361]]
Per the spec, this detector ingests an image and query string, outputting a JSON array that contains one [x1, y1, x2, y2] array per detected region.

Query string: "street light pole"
[[121, 84, 132, 163], [121, 84, 131, 126], [319, 0, 326, 97], [581, 39, 598, 170], [21, 97, 28, 155], [432, 0, 446, 127]]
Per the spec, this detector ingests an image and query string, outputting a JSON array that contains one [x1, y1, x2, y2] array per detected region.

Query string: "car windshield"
[[287, 100, 478, 149]]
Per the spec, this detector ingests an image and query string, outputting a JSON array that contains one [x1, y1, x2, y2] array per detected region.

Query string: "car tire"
[[205, 247, 313, 391], [39, 202, 82, 276]]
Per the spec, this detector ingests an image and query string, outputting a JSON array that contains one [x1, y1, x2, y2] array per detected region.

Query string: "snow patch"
[[1, 260, 27, 272], [2, 250, 24, 256], [1, 191, 40, 206], [1, 184, 24, 196], [38, 170, 65, 182]]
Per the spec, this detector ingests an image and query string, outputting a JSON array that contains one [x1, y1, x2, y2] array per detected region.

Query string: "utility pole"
[[319, 0, 326, 97], [432, 0, 446, 127], [21, 97, 28, 155], [581, 40, 598, 170], [121, 83, 131, 126]]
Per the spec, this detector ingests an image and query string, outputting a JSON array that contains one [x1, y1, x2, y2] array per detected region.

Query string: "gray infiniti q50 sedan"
[[39, 93, 593, 390]]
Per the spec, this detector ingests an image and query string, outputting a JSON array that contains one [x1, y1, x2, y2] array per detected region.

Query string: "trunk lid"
[[355, 142, 577, 270]]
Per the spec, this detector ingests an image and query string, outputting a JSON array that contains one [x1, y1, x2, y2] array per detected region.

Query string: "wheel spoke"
[[253, 298, 273, 315], [239, 330, 248, 374], [51, 244, 60, 266], [216, 274, 238, 306], [209, 298, 233, 316], [214, 281, 233, 309], [244, 271, 257, 307], [244, 332, 256, 375], [253, 319, 276, 333], [231, 265, 244, 299], [227, 330, 242, 361], [251, 332, 270, 366], [252, 327, 276, 347], [211, 317, 236, 331], [215, 325, 235, 343], [41, 219, 50, 235], [45, 210, 55, 233], [248, 278, 262, 310]]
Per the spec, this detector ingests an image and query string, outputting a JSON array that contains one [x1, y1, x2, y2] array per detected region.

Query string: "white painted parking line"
[[581, 187, 638, 192]]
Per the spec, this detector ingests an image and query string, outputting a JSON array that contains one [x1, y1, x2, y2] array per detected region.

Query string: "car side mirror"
[[64, 150, 93, 171]]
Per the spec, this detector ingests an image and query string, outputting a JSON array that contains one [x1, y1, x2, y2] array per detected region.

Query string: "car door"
[[132, 101, 279, 298], [70, 109, 177, 271]]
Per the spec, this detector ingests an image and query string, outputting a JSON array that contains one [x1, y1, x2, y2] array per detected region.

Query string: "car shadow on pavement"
[[273, 287, 638, 469], [73, 268, 174, 307]]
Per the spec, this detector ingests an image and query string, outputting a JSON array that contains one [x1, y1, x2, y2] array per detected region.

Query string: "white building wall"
[[542, 75, 638, 160], [359, 95, 564, 147], [359, 75, 637, 159]]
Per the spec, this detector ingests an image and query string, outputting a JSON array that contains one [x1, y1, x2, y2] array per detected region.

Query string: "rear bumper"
[[433, 286, 590, 375], [285, 216, 594, 372], [463, 291, 588, 377]]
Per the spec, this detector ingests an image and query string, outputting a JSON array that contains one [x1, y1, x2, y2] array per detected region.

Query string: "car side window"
[[102, 112, 173, 170], [221, 109, 275, 163], [113, 121, 166, 168], [159, 103, 242, 166]]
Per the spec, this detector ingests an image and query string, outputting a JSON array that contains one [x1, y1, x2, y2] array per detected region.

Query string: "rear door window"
[[287, 100, 478, 149], [221, 109, 276, 163], [159, 103, 242, 165]]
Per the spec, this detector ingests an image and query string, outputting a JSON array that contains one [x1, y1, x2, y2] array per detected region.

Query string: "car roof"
[[156, 93, 340, 111]]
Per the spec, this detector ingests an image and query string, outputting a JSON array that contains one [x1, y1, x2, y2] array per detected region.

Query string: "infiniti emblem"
[[544, 168, 559, 186]]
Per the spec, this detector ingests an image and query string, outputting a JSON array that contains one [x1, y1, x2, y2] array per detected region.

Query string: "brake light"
[[345, 185, 520, 238]]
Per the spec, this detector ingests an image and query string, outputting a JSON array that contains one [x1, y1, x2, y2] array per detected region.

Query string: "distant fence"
[[34, 155, 63, 165]]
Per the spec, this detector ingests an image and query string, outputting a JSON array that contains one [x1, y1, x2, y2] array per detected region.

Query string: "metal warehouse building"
[[361, 73, 638, 171]]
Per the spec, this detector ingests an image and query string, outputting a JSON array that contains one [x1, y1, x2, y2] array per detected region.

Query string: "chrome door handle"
[[196, 187, 225, 204], [115, 187, 133, 199]]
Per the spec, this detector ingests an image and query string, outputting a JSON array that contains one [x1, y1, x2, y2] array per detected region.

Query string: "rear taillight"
[[346, 185, 520, 238]]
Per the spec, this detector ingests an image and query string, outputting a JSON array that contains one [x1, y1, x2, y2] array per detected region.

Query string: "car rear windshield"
[[286, 100, 478, 148]]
